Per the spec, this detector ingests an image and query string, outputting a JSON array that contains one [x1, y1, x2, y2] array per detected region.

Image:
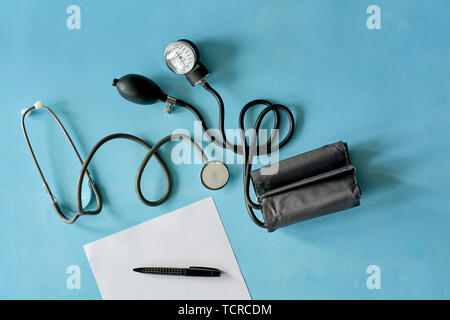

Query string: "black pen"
[[133, 266, 221, 277]]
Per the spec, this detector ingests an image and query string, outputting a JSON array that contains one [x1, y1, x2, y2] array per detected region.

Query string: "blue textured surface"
[[1, 0, 449, 299]]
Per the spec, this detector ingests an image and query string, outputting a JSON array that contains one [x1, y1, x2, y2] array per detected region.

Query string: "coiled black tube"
[[175, 82, 296, 228], [75, 133, 208, 218]]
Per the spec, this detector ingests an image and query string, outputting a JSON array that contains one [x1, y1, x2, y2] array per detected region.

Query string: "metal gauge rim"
[[164, 40, 197, 75], [200, 161, 230, 191]]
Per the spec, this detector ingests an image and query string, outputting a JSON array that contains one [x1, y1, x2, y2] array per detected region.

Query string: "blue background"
[[1, 0, 449, 299]]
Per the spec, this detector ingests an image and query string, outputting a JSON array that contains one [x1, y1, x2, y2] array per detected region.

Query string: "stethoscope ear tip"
[[22, 101, 45, 117], [34, 100, 44, 109]]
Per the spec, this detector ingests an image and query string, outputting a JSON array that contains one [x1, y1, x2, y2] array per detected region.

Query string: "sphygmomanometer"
[[21, 39, 361, 231]]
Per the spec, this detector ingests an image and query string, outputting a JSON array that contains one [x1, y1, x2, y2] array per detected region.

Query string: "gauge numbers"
[[164, 41, 197, 74]]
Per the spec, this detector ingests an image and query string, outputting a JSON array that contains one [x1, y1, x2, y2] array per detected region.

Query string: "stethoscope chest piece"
[[200, 161, 230, 190]]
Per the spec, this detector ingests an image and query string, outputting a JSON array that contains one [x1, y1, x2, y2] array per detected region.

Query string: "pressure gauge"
[[164, 40, 198, 75]]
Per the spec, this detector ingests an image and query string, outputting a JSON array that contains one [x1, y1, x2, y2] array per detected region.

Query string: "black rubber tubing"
[[73, 83, 294, 228], [75, 133, 207, 217], [175, 83, 296, 228]]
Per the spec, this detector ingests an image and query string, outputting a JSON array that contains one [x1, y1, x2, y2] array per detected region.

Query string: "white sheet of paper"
[[83, 197, 251, 300]]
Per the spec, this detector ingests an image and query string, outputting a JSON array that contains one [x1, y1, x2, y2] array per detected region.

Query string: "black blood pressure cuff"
[[250, 141, 361, 232]]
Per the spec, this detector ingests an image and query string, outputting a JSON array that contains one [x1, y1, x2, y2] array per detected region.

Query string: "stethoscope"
[[22, 39, 295, 228]]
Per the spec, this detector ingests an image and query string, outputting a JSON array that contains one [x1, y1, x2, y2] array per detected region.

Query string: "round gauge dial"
[[164, 41, 197, 74]]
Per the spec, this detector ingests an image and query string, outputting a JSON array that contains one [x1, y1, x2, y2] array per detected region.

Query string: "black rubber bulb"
[[112, 74, 167, 105]]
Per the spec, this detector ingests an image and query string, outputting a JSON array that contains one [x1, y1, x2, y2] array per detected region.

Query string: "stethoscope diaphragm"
[[200, 161, 230, 190]]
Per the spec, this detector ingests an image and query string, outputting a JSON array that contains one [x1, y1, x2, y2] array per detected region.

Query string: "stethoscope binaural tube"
[[21, 102, 101, 224]]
